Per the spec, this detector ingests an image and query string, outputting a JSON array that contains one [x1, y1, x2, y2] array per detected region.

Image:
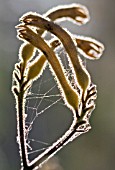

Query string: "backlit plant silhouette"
[[12, 3, 104, 170]]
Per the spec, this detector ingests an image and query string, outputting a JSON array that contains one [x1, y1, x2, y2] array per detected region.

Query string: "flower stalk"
[[12, 3, 104, 170]]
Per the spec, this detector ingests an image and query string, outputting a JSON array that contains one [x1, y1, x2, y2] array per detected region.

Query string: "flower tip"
[[15, 24, 27, 31], [75, 5, 90, 25], [19, 15, 26, 22], [75, 16, 90, 25]]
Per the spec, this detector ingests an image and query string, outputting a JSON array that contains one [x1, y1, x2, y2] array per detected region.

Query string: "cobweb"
[[24, 46, 78, 161]]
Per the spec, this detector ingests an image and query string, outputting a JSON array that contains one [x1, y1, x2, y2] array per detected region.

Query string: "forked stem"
[[28, 113, 86, 170]]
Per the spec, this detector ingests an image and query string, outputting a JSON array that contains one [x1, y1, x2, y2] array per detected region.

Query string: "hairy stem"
[[17, 90, 29, 169], [15, 64, 30, 169]]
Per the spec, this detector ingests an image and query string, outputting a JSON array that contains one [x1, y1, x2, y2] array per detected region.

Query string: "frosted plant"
[[12, 3, 104, 170]]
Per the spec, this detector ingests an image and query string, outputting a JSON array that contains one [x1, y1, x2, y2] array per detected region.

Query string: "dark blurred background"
[[0, 0, 115, 170]]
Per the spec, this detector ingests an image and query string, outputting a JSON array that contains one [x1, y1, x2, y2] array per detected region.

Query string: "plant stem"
[[17, 89, 29, 169], [16, 64, 31, 169]]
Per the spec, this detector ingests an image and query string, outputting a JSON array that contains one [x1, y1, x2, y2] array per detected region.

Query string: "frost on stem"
[[12, 3, 104, 170]]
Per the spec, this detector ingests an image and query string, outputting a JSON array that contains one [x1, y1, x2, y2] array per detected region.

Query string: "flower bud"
[[75, 56, 91, 100], [76, 36, 104, 59], [19, 43, 35, 63], [27, 55, 46, 81], [45, 4, 90, 25]]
